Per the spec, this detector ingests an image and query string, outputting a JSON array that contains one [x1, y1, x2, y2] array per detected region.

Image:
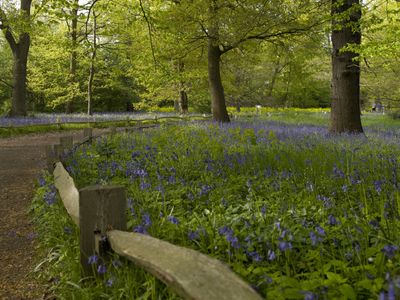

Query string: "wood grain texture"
[[107, 230, 262, 300], [53, 162, 79, 225]]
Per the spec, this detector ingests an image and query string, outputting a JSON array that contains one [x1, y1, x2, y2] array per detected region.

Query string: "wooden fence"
[[46, 129, 262, 300], [0, 114, 212, 129]]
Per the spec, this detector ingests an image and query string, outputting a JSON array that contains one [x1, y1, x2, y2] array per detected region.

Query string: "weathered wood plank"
[[79, 185, 126, 276], [53, 162, 79, 225], [107, 230, 262, 300]]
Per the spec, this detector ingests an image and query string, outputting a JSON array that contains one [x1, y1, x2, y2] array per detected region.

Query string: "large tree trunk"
[[1, 0, 32, 116], [208, 43, 230, 122], [330, 0, 363, 133], [66, 0, 79, 114], [10, 37, 29, 116], [207, 0, 229, 123]]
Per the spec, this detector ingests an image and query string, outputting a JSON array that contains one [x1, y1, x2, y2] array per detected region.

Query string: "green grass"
[[31, 109, 400, 299]]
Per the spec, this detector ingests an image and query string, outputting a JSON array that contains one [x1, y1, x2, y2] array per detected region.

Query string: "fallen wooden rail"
[[48, 130, 262, 300]]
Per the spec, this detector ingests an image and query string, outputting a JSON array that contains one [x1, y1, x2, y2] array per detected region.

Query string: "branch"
[[0, 6, 17, 52], [220, 20, 325, 55], [0, 78, 13, 89], [139, 0, 157, 68]]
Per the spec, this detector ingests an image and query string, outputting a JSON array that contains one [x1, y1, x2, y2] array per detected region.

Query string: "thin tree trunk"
[[177, 60, 188, 114], [66, 0, 79, 113], [330, 0, 363, 133], [87, 9, 97, 116]]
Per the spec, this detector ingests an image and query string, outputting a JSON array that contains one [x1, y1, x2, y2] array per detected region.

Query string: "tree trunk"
[[179, 90, 188, 114], [330, 0, 363, 133], [87, 9, 97, 116], [207, 0, 229, 122], [66, 0, 79, 113], [177, 60, 189, 114], [1, 0, 32, 116], [208, 43, 230, 122], [10, 38, 29, 116], [87, 55, 95, 116]]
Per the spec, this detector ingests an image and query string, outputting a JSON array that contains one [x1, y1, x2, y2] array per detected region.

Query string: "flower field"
[[33, 115, 400, 299], [0, 112, 177, 128]]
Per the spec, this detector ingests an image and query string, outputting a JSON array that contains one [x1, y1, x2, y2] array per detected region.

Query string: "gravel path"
[[0, 129, 108, 299]]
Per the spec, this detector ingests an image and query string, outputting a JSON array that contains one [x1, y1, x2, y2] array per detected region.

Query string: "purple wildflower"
[[44, 190, 57, 206], [199, 184, 212, 196], [167, 215, 179, 225], [327, 214, 339, 226], [112, 260, 122, 268], [316, 225, 326, 236], [188, 230, 200, 241], [374, 180, 384, 193], [228, 236, 241, 249], [133, 225, 148, 235], [142, 213, 152, 227], [309, 231, 318, 246], [302, 291, 318, 300], [105, 278, 114, 287], [261, 205, 267, 215], [248, 251, 262, 262], [88, 255, 98, 265], [369, 219, 380, 230], [382, 245, 398, 259], [267, 249, 276, 261], [278, 241, 292, 252], [97, 264, 107, 274], [388, 282, 395, 300], [38, 176, 46, 187]]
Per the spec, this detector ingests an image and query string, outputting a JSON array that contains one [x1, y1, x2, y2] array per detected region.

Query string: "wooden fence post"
[[79, 185, 127, 276], [45, 145, 56, 172], [60, 136, 73, 149], [83, 128, 93, 143]]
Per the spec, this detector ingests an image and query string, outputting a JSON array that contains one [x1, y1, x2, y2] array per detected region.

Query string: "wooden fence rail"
[[48, 129, 262, 300], [0, 114, 212, 129]]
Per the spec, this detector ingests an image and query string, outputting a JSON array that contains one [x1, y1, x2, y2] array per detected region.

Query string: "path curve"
[[0, 129, 107, 299]]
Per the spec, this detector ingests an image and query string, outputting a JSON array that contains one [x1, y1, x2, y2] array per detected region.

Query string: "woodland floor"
[[0, 129, 109, 300]]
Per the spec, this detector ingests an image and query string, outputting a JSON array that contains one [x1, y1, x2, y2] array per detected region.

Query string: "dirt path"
[[0, 129, 108, 300]]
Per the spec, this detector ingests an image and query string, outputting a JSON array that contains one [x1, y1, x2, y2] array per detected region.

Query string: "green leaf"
[[339, 284, 356, 300]]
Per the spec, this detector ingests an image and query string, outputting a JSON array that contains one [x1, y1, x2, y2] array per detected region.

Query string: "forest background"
[[0, 0, 399, 118]]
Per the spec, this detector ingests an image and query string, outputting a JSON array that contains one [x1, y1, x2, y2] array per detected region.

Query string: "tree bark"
[[207, 0, 229, 123], [330, 0, 363, 133], [208, 42, 230, 122], [10, 36, 29, 116], [177, 60, 188, 114], [66, 0, 79, 113], [1, 0, 32, 116], [87, 9, 97, 116], [179, 90, 188, 114]]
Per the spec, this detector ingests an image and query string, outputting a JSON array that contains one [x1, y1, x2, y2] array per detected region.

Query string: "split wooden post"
[[79, 185, 127, 276], [60, 136, 73, 149], [83, 128, 93, 143], [45, 145, 56, 172]]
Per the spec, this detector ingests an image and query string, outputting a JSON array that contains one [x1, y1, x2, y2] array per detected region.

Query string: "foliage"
[[31, 173, 179, 299], [32, 111, 400, 299]]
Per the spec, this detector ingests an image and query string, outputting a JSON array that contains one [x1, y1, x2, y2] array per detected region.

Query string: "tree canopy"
[[0, 0, 399, 129]]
